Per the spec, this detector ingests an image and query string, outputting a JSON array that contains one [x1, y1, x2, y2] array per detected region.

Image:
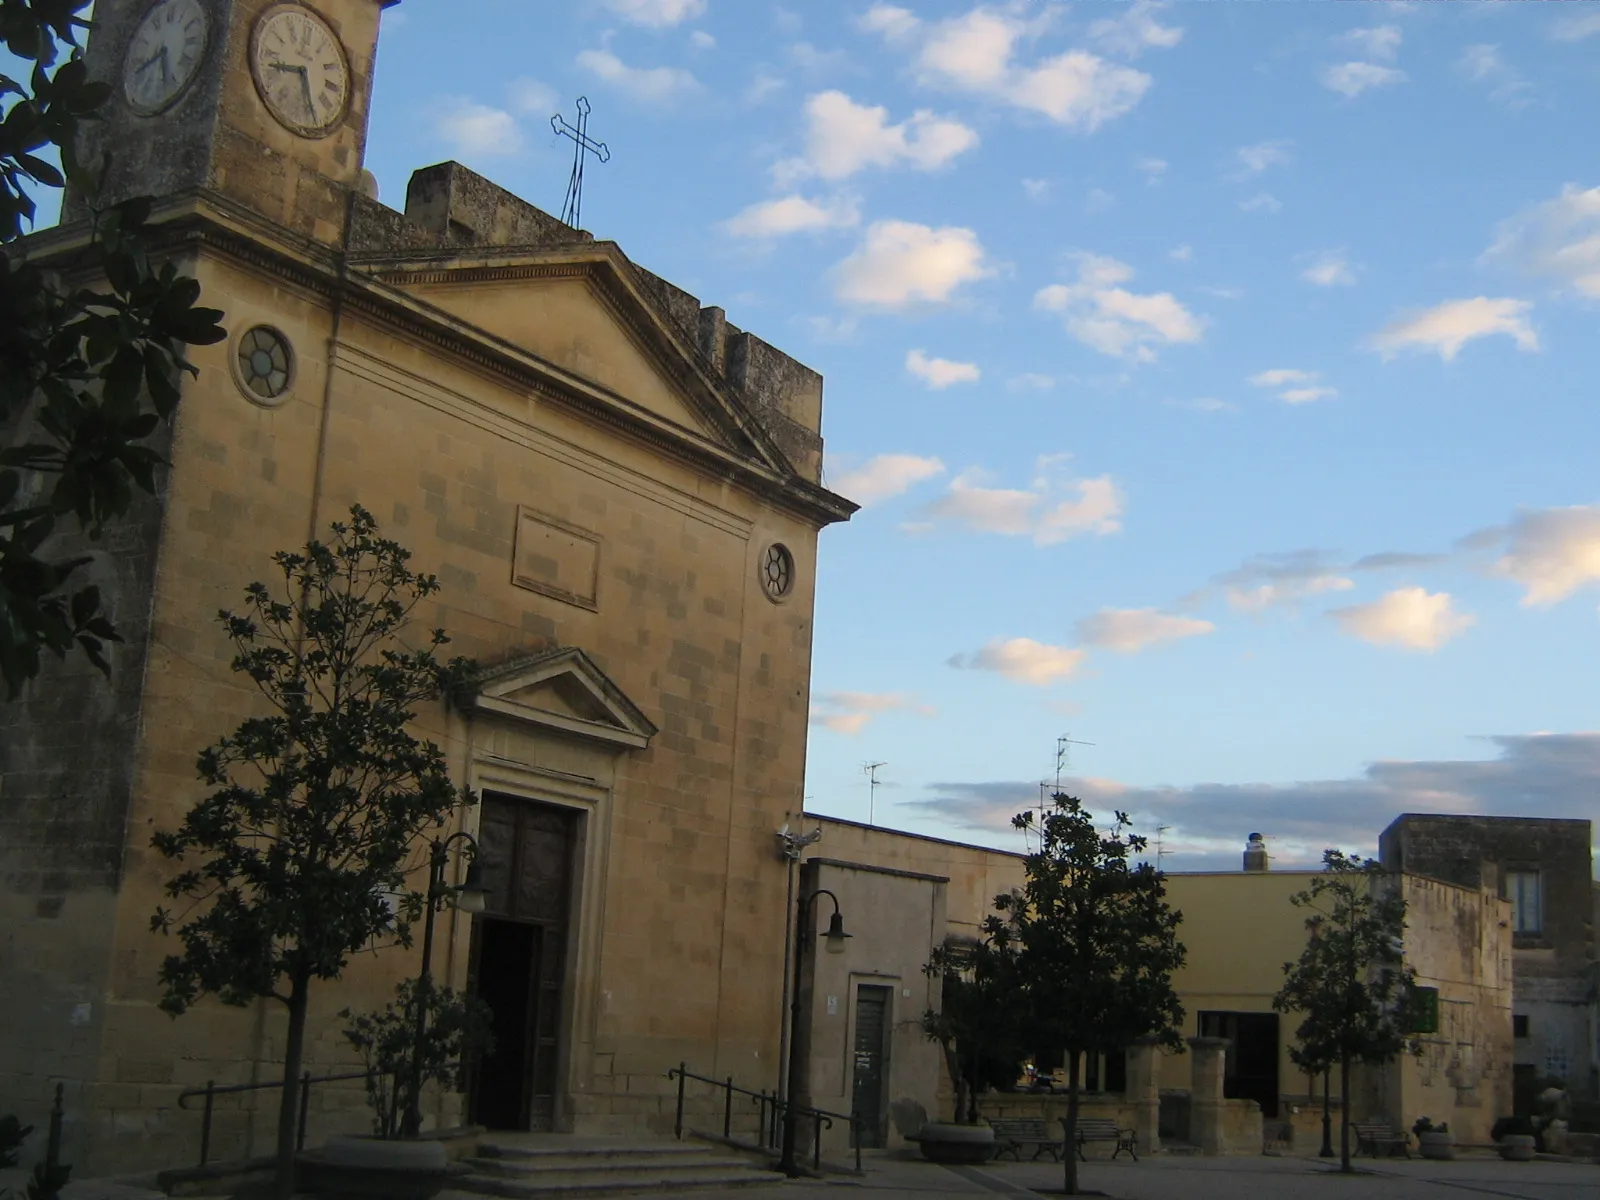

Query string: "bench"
[[1065, 1117, 1138, 1161], [989, 1117, 1063, 1162], [1353, 1122, 1410, 1158]]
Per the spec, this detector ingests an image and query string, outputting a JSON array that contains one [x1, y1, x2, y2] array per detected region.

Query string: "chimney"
[[1243, 833, 1270, 872]]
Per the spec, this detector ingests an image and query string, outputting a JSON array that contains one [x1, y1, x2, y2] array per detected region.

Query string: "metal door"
[[851, 985, 892, 1148]]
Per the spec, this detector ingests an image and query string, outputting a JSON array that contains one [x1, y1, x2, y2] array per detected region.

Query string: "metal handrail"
[[176, 1070, 377, 1168], [666, 1062, 862, 1174]]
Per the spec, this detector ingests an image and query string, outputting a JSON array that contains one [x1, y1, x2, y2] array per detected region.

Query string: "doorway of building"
[[1198, 1011, 1280, 1118], [468, 795, 578, 1131], [851, 985, 892, 1148]]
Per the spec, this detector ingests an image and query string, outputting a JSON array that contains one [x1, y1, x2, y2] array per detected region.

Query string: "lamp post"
[[400, 830, 489, 1139], [779, 887, 850, 1177]]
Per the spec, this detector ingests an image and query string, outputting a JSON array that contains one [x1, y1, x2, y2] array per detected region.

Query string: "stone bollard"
[[1187, 1036, 1229, 1156], [1127, 1036, 1164, 1155]]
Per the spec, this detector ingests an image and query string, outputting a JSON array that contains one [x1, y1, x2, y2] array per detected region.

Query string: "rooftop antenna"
[[552, 96, 610, 229], [1156, 824, 1172, 871], [1053, 733, 1095, 791], [863, 761, 887, 826]]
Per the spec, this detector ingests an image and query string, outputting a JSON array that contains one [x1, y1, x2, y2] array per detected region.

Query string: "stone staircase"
[[444, 1134, 783, 1198]]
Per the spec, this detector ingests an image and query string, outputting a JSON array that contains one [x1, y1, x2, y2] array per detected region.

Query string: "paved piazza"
[[671, 1151, 1600, 1200]]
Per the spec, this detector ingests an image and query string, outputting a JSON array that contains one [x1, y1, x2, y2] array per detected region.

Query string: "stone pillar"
[[1188, 1036, 1229, 1156], [1126, 1037, 1163, 1154]]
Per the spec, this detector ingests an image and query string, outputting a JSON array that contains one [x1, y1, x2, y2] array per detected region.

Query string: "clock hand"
[[298, 69, 316, 120], [159, 45, 172, 85]]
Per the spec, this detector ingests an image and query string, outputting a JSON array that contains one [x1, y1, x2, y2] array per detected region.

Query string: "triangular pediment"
[[366, 248, 788, 474], [462, 647, 656, 750]]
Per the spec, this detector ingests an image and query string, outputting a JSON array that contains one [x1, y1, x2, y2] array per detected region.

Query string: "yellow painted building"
[[2, 0, 852, 1175]]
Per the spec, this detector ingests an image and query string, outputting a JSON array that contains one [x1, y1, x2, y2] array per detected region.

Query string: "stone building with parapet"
[[1, 0, 853, 1176]]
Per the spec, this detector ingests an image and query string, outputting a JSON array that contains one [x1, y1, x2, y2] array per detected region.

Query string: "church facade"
[[1, 0, 853, 1174]]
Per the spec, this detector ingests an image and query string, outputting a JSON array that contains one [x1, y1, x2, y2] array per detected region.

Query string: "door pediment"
[[462, 647, 656, 750]]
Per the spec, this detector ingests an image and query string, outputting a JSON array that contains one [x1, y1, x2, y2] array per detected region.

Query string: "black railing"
[[666, 1062, 862, 1175], [176, 1070, 377, 1168]]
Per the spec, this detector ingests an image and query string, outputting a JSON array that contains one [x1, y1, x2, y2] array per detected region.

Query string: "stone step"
[[474, 1143, 711, 1166], [464, 1154, 759, 1181], [450, 1166, 781, 1198], [450, 1137, 782, 1198]]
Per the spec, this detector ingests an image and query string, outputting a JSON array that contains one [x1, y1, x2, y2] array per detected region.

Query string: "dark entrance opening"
[[468, 795, 578, 1132], [1198, 1011, 1280, 1118], [851, 985, 892, 1148]]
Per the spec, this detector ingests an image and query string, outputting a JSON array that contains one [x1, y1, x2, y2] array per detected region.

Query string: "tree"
[[1000, 795, 1186, 1195], [340, 980, 492, 1141], [2, 0, 227, 696], [1273, 849, 1417, 1173], [150, 507, 474, 1200], [921, 929, 1027, 1125]]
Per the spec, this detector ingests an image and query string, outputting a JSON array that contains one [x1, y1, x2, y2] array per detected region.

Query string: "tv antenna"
[[1053, 733, 1095, 790], [1156, 824, 1172, 871], [863, 761, 887, 826], [552, 96, 610, 229]]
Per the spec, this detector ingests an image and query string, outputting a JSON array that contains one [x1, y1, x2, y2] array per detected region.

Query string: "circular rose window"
[[760, 543, 795, 601], [236, 325, 293, 403]]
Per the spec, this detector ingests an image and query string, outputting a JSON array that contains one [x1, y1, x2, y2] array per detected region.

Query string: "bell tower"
[[66, 0, 396, 244]]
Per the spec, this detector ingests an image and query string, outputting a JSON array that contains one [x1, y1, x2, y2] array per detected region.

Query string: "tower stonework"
[[65, 0, 391, 243], [3, 0, 852, 1174]]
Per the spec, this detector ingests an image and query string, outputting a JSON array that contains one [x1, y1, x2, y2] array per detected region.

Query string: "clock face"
[[250, 5, 351, 138], [122, 0, 208, 116]]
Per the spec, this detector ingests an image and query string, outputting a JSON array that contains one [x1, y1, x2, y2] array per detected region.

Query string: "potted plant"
[[1491, 1115, 1537, 1162], [1412, 1117, 1453, 1161], [295, 980, 491, 1200]]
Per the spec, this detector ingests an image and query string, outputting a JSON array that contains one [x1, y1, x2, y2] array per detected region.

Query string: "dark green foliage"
[[149, 507, 474, 1197], [341, 979, 494, 1140], [1, 0, 227, 696], [1273, 849, 1418, 1173], [999, 794, 1186, 1194], [922, 933, 1028, 1123]]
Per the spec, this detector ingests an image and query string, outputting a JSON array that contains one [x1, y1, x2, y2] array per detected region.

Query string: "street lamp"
[[779, 887, 850, 1177], [400, 830, 489, 1139]]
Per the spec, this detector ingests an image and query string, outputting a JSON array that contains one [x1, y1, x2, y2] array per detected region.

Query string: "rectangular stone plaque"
[[513, 506, 600, 611]]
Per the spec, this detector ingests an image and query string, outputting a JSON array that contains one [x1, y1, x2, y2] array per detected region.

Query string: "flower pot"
[[1497, 1134, 1536, 1162], [915, 1122, 996, 1165], [296, 1134, 454, 1200], [1417, 1131, 1454, 1161]]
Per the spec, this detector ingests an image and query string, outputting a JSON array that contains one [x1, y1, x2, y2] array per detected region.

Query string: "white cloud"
[[780, 90, 978, 182], [918, 456, 1123, 546], [601, 0, 705, 27], [1552, 11, 1600, 42], [1087, 1, 1184, 58], [1330, 587, 1474, 651], [874, 7, 1152, 131], [1022, 177, 1052, 200], [810, 690, 934, 735], [1235, 139, 1292, 176], [1248, 368, 1336, 404], [1169, 397, 1237, 415], [577, 49, 700, 102], [1489, 505, 1600, 607], [1215, 551, 1354, 612], [507, 77, 557, 116], [805, 315, 858, 342], [1458, 45, 1531, 109], [1239, 192, 1282, 214], [690, 30, 716, 50], [829, 453, 946, 506], [1303, 251, 1356, 287], [1035, 253, 1203, 363], [1169, 244, 1192, 262], [906, 349, 980, 389], [833, 220, 992, 309], [1008, 372, 1055, 391], [948, 637, 1086, 686], [745, 72, 785, 103], [1321, 61, 1407, 98], [1340, 25, 1402, 62], [1369, 297, 1538, 361], [1076, 607, 1214, 653], [1136, 156, 1168, 181], [723, 194, 859, 238], [1483, 185, 1600, 298], [858, 3, 920, 40], [788, 41, 851, 74], [1084, 187, 1115, 214], [434, 99, 523, 158]]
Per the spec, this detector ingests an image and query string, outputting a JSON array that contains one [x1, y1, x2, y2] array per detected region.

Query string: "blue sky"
[[358, 1, 1600, 869], [37, 0, 1591, 869]]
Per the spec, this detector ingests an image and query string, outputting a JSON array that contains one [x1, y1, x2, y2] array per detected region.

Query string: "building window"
[[759, 543, 794, 601], [235, 325, 293, 403], [1513, 1014, 1529, 1039], [1507, 870, 1541, 935]]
